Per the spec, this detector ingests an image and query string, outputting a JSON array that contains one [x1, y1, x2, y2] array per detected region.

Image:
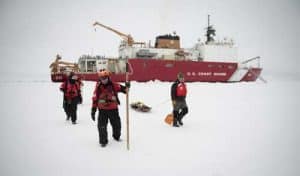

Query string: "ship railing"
[[240, 56, 261, 68], [239, 56, 267, 83]]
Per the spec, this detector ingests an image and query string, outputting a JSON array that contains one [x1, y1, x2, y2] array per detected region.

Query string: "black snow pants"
[[63, 98, 78, 123], [173, 99, 188, 125], [173, 107, 188, 124], [97, 109, 121, 145]]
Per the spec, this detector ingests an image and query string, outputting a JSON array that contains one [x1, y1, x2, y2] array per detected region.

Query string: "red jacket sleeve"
[[113, 83, 126, 94], [92, 82, 100, 108], [60, 81, 66, 92]]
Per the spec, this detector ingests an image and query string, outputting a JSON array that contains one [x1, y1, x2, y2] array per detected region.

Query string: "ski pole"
[[125, 58, 130, 151]]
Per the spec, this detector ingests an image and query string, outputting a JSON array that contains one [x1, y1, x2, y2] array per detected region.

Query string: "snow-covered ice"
[[0, 75, 299, 176]]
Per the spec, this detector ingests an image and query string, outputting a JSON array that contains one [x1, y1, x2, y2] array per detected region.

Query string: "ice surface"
[[0, 74, 299, 176]]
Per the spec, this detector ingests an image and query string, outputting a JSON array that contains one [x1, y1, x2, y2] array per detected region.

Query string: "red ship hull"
[[240, 68, 262, 82], [51, 58, 262, 83]]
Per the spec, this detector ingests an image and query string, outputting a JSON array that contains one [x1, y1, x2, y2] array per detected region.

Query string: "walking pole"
[[125, 58, 130, 150]]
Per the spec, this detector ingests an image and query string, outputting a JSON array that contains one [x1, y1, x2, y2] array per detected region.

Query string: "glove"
[[78, 95, 82, 104], [60, 88, 65, 93], [125, 82, 130, 88], [172, 100, 176, 106], [91, 107, 96, 121]]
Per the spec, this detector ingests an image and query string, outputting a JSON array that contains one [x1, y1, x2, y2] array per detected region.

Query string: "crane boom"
[[93, 21, 144, 46], [49, 55, 79, 73], [93, 22, 128, 39]]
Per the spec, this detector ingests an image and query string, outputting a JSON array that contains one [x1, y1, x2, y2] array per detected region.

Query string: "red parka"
[[92, 80, 126, 110], [60, 80, 81, 100]]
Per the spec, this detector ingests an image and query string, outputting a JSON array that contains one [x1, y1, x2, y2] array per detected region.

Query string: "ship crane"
[[49, 54, 79, 73], [93, 21, 145, 46]]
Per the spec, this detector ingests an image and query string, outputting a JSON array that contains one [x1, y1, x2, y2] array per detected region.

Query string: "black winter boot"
[[113, 136, 121, 142], [173, 111, 180, 127], [178, 107, 188, 126], [173, 116, 180, 127], [173, 123, 180, 127], [100, 143, 107, 147], [178, 119, 183, 126]]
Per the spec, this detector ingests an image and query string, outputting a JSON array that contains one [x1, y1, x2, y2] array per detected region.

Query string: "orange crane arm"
[[49, 55, 79, 73], [93, 21, 133, 44]]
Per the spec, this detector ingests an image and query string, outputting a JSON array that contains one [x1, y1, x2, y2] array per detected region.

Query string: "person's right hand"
[[172, 100, 176, 106], [91, 107, 96, 121]]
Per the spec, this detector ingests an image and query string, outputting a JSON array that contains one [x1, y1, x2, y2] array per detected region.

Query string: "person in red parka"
[[91, 69, 129, 147], [60, 72, 82, 124], [171, 72, 188, 127]]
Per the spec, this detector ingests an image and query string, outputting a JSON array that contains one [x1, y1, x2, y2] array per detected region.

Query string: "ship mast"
[[208, 14, 210, 28], [205, 15, 216, 44]]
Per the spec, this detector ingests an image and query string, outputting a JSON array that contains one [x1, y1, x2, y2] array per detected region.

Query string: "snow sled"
[[130, 101, 151, 112], [164, 113, 174, 125]]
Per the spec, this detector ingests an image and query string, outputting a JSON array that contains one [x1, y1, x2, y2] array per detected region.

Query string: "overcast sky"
[[0, 0, 299, 76]]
